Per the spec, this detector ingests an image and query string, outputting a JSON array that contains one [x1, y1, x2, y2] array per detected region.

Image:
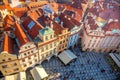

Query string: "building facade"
[[52, 21, 70, 53], [82, 12, 120, 53], [59, 14, 80, 48], [14, 23, 39, 71], [36, 27, 58, 62], [0, 35, 22, 76]]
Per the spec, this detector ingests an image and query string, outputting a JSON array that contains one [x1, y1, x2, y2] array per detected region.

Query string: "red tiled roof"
[[0, 4, 12, 10], [14, 23, 30, 46], [103, 21, 120, 31], [27, 10, 42, 20], [13, 7, 27, 17], [59, 13, 76, 30], [22, 17, 44, 39], [52, 21, 64, 35], [2, 34, 13, 54], [3, 15, 14, 31]]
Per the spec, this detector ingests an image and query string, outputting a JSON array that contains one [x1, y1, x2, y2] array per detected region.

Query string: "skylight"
[[28, 21, 35, 29], [42, 4, 54, 14]]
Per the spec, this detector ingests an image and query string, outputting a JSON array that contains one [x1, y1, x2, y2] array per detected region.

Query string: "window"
[[28, 57, 31, 59], [25, 47, 27, 49], [24, 53, 26, 56], [54, 42, 56, 46], [14, 63, 17, 66], [2, 65, 7, 68], [50, 35, 52, 39], [41, 54, 44, 59], [8, 0, 12, 3], [29, 62, 32, 65], [46, 36, 48, 40], [63, 40, 65, 43], [5, 71, 7, 73], [22, 59, 25, 62], [34, 54, 37, 57], [60, 41, 62, 44], [8, 58, 11, 60], [24, 64, 27, 67], [35, 59, 37, 62], [28, 52, 30, 54], [14, 68, 19, 71], [54, 48, 56, 53], [41, 47, 44, 52], [50, 51, 52, 55], [46, 45, 48, 50], [50, 44, 52, 48], [2, 59, 5, 62], [31, 51, 33, 53]]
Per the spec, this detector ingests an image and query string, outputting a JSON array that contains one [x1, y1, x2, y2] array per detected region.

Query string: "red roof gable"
[[2, 34, 13, 54], [14, 23, 30, 46]]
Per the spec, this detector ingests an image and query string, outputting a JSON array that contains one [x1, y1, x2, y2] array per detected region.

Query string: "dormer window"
[[46, 36, 48, 40], [50, 35, 52, 39]]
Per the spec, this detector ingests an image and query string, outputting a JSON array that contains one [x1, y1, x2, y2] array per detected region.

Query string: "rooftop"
[[22, 16, 44, 39], [2, 34, 13, 54], [59, 13, 80, 30], [39, 27, 54, 35], [3, 15, 15, 31], [14, 22, 30, 47], [0, 4, 12, 10]]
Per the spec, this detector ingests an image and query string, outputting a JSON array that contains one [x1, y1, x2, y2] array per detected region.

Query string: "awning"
[[17, 72, 26, 80], [58, 50, 77, 65], [30, 65, 48, 80], [109, 53, 120, 67], [5, 75, 15, 80]]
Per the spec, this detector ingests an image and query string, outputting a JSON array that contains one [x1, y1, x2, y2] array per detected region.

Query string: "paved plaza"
[[41, 47, 120, 80]]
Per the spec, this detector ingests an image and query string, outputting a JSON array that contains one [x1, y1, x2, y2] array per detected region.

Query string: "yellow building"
[[51, 21, 70, 53], [35, 27, 58, 62], [0, 35, 22, 76]]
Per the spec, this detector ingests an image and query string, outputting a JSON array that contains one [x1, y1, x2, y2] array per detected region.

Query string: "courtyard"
[[40, 46, 120, 80]]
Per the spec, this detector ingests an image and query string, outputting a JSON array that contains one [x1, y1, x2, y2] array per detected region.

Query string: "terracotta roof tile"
[[13, 7, 27, 17], [22, 17, 44, 39], [59, 13, 76, 30], [2, 34, 13, 54], [14, 23, 30, 46], [3, 15, 15, 31], [63, 4, 82, 21], [0, 4, 12, 10], [52, 21, 64, 35], [103, 21, 120, 31]]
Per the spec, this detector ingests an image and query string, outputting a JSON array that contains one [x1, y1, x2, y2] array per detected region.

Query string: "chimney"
[[61, 21, 63, 27], [50, 21, 53, 29], [68, 18, 71, 20], [65, 15, 67, 18], [72, 14, 74, 18], [51, 13, 54, 19], [48, 13, 50, 18]]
